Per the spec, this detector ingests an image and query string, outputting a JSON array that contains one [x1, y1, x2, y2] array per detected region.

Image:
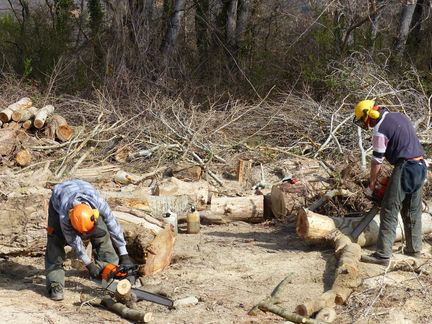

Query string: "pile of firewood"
[[0, 97, 73, 141]]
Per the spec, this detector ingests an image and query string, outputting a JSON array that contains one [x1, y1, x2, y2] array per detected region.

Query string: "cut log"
[[22, 119, 33, 130], [315, 307, 336, 323], [12, 106, 38, 122], [8, 121, 21, 130], [103, 189, 191, 216], [113, 210, 164, 234], [15, 149, 32, 167], [0, 98, 32, 123], [34, 105, 55, 129], [0, 129, 16, 156], [114, 206, 164, 228], [296, 207, 432, 247], [270, 182, 308, 223], [142, 225, 176, 276], [209, 195, 264, 223], [44, 114, 73, 141], [295, 291, 336, 317], [258, 301, 327, 324], [153, 177, 209, 209]]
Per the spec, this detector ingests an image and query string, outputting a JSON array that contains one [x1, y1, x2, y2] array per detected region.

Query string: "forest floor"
[[2, 220, 432, 324]]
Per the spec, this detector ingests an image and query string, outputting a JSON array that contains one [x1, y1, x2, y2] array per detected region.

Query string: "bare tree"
[[393, 0, 417, 56]]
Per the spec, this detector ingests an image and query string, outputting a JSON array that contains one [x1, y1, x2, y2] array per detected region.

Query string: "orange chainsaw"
[[351, 177, 389, 241], [100, 263, 174, 308]]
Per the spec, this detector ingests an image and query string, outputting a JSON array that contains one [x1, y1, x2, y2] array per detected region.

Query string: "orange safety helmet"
[[69, 203, 100, 234]]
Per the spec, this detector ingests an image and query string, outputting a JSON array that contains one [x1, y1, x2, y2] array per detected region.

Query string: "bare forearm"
[[369, 162, 382, 189]]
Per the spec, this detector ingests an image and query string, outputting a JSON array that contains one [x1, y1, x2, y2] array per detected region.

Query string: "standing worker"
[[45, 179, 133, 301], [353, 100, 427, 266]]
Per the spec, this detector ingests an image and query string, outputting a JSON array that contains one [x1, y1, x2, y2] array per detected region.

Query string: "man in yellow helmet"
[[353, 100, 427, 266], [45, 179, 133, 301]]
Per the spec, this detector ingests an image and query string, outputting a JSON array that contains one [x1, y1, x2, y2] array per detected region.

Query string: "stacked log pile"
[[0, 97, 74, 167]]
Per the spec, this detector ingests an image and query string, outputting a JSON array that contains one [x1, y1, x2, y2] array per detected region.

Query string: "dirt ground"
[[2, 221, 432, 324]]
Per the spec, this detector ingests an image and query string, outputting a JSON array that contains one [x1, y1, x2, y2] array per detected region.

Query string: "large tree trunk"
[[394, 0, 417, 56], [160, 0, 186, 64], [234, 0, 250, 51], [195, 0, 209, 71], [296, 207, 432, 247], [225, 0, 238, 49]]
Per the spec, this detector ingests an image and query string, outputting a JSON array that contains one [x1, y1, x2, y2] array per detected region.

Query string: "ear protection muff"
[[91, 209, 100, 222], [367, 106, 380, 120]]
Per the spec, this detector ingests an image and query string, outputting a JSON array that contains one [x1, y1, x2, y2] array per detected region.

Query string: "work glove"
[[86, 262, 101, 279], [119, 254, 133, 267]]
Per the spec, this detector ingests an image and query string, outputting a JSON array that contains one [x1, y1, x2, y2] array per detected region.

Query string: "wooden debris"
[[0, 98, 32, 123], [270, 182, 308, 223], [44, 114, 73, 142], [0, 129, 16, 156], [237, 159, 252, 183], [12, 106, 38, 122]]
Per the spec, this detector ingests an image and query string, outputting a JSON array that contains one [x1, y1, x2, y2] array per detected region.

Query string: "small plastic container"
[[186, 206, 200, 234], [164, 210, 178, 234]]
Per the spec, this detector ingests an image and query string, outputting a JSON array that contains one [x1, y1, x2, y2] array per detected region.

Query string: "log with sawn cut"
[[34, 104, 55, 129], [103, 189, 191, 216], [208, 195, 264, 224], [237, 159, 252, 183], [0, 97, 32, 123], [296, 207, 432, 247], [23, 119, 33, 130], [15, 149, 32, 167], [270, 182, 308, 223], [0, 129, 16, 156], [113, 210, 164, 234], [12, 106, 38, 122], [44, 114, 73, 142], [153, 177, 209, 209]]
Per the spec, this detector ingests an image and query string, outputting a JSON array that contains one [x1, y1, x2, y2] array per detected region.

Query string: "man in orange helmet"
[[353, 100, 427, 266], [45, 179, 133, 301]]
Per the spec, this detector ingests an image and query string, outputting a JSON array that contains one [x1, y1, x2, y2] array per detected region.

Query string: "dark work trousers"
[[45, 199, 119, 291], [375, 160, 425, 258]]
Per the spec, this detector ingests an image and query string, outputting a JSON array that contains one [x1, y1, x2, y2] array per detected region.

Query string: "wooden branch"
[[191, 151, 224, 187], [295, 291, 336, 317], [128, 144, 181, 160], [80, 294, 153, 323], [258, 301, 327, 324]]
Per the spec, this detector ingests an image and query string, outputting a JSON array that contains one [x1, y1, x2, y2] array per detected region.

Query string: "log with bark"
[[12, 106, 38, 122], [22, 119, 33, 130], [296, 207, 432, 247], [153, 176, 209, 209], [34, 105, 55, 129], [80, 294, 153, 323], [237, 159, 253, 184], [270, 182, 308, 223], [44, 114, 73, 142], [207, 195, 264, 224], [0, 98, 32, 123]]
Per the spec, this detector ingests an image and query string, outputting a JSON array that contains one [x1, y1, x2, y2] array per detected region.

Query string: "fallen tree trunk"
[[34, 105, 55, 129], [209, 195, 264, 223], [296, 207, 432, 247]]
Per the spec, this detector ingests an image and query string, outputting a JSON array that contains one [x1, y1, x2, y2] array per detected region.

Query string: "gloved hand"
[[119, 254, 133, 267], [86, 262, 101, 279]]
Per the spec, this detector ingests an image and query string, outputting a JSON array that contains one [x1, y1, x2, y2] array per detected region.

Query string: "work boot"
[[49, 282, 64, 301], [403, 251, 422, 258], [360, 253, 390, 266]]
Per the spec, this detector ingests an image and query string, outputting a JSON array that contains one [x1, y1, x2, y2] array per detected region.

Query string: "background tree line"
[[0, 0, 431, 101]]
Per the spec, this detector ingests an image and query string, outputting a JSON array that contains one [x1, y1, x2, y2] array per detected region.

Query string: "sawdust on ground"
[[1, 222, 432, 324]]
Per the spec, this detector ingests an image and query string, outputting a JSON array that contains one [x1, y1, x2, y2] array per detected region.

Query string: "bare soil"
[[2, 221, 432, 324]]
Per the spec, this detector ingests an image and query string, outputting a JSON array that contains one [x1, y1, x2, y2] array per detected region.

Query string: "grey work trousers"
[[45, 199, 119, 291], [375, 160, 424, 258]]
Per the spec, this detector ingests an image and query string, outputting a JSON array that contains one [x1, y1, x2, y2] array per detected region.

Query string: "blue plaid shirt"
[[51, 179, 128, 265]]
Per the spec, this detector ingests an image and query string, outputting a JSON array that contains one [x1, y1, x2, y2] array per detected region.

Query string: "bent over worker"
[[353, 99, 427, 266], [45, 179, 133, 301]]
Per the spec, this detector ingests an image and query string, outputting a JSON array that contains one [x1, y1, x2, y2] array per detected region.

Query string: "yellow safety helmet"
[[353, 100, 380, 129], [69, 204, 100, 234]]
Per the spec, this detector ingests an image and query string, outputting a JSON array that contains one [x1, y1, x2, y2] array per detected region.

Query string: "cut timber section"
[[15, 149, 32, 167], [34, 105, 55, 129], [12, 106, 38, 122], [208, 195, 263, 224], [44, 114, 73, 142], [0, 98, 32, 123], [270, 182, 308, 223], [237, 159, 252, 183]]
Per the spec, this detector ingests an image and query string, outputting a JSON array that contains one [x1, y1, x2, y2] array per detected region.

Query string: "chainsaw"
[[99, 263, 174, 308], [351, 177, 389, 241]]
